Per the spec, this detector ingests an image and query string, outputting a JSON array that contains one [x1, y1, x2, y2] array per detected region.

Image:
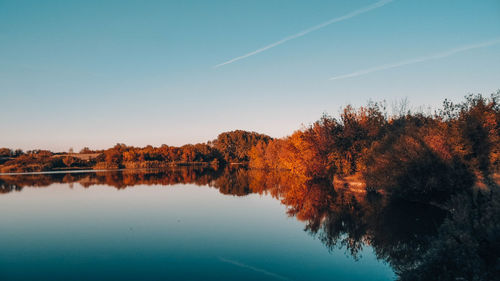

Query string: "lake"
[[0, 167, 441, 281]]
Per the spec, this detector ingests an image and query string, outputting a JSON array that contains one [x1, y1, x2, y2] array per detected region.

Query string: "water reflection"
[[0, 168, 222, 192], [1, 167, 498, 280]]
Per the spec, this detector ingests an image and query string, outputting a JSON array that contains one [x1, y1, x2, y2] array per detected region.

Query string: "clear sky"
[[1, 0, 499, 151]]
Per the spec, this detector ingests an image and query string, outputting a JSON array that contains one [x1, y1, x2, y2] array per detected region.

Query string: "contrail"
[[218, 257, 292, 281], [329, 38, 500, 80], [214, 0, 395, 68]]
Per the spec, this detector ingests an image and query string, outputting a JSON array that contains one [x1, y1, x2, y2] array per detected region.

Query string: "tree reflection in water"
[[1, 167, 498, 280]]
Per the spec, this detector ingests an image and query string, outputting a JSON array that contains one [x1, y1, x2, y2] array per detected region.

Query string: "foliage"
[[250, 92, 500, 203], [0, 130, 268, 172], [1, 92, 498, 205], [211, 130, 272, 163]]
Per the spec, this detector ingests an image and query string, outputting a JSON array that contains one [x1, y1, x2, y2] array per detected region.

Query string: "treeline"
[[249, 93, 500, 203], [0, 130, 271, 173], [2, 92, 499, 204]]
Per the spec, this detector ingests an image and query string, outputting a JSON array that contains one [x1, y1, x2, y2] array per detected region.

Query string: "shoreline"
[[0, 163, 248, 176]]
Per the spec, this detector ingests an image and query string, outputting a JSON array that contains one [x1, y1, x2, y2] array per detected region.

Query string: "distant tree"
[[104, 147, 123, 166], [13, 149, 24, 157], [0, 148, 12, 157], [213, 130, 272, 163], [79, 147, 92, 154]]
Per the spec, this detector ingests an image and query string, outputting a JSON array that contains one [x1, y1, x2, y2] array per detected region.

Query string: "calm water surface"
[[0, 168, 397, 281]]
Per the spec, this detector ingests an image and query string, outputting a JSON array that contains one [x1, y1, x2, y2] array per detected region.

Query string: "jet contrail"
[[219, 257, 292, 281], [214, 0, 395, 68], [329, 38, 500, 80]]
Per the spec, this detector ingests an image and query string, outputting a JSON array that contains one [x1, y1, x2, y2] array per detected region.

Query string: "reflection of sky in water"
[[0, 184, 395, 281]]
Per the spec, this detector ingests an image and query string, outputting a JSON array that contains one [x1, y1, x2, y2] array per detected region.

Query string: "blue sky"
[[1, 0, 499, 151]]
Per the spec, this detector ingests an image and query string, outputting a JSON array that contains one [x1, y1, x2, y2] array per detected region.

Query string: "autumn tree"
[[0, 148, 12, 157], [213, 130, 272, 163]]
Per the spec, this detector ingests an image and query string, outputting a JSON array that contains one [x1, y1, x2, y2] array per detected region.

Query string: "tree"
[[0, 148, 12, 157], [80, 147, 92, 154], [213, 130, 272, 163]]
